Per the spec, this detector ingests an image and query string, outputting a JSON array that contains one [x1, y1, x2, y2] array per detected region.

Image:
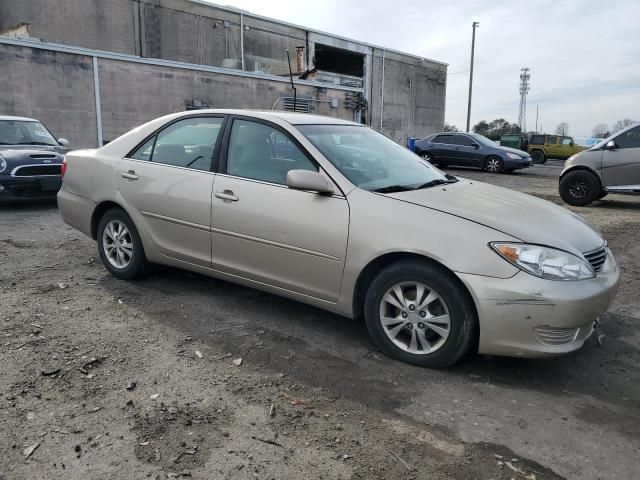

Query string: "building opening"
[[314, 44, 364, 77]]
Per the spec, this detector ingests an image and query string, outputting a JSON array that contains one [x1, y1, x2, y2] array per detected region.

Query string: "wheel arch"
[[559, 165, 602, 186], [91, 200, 128, 240], [351, 252, 479, 347]]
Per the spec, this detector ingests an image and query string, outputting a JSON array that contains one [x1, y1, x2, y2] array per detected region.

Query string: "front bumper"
[[504, 157, 533, 170], [457, 248, 620, 358], [0, 175, 62, 200]]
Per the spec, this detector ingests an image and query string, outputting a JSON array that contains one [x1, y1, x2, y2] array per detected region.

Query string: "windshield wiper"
[[415, 178, 459, 189], [371, 185, 416, 193], [25, 141, 55, 146]]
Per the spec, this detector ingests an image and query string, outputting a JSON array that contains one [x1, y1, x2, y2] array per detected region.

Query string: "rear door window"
[[433, 135, 455, 144], [546, 136, 558, 145], [130, 117, 224, 171], [454, 135, 476, 146]]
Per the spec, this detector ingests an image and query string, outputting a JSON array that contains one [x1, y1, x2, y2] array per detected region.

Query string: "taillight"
[[61, 157, 67, 178]]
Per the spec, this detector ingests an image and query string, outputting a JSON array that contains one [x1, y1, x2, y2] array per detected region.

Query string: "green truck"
[[500, 133, 585, 163]]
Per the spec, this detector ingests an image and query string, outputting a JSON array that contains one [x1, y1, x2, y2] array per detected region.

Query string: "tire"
[[559, 170, 600, 206], [363, 260, 477, 368], [97, 208, 148, 279], [531, 150, 547, 164], [484, 156, 503, 174], [420, 151, 435, 164]]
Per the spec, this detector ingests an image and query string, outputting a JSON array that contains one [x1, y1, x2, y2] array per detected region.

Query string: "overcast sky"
[[214, 0, 639, 137]]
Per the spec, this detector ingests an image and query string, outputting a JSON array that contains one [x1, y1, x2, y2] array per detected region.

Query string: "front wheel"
[[97, 208, 148, 279], [559, 170, 600, 206], [364, 261, 477, 368], [484, 156, 503, 173]]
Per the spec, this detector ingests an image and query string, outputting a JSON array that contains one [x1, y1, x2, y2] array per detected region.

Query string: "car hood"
[[385, 179, 603, 255]]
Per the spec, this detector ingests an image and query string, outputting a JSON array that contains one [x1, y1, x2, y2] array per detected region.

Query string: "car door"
[[116, 115, 225, 267], [211, 117, 349, 302], [602, 125, 640, 188], [557, 136, 575, 159], [545, 135, 559, 158], [429, 134, 457, 164], [452, 134, 483, 166]]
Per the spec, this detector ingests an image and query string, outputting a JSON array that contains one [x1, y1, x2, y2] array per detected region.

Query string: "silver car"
[[58, 110, 620, 367], [560, 122, 640, 205]]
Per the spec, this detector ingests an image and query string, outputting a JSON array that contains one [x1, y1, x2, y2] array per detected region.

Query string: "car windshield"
[[298, 124, 450, 192], [469, 133, 497, 147], [0, 120, 58, 146]]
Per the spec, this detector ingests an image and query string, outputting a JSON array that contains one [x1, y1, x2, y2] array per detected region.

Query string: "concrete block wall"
[[0, 0, 447, 145], [0, 43, 350, 147], [0, 0, 136, 54], [369, 49, 447, 144], [98, 58, 350, 143], [0, 44, 98, 147]]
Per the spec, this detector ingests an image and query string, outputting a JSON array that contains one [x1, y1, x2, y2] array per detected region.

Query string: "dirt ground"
[[1, 160, 639, 480]]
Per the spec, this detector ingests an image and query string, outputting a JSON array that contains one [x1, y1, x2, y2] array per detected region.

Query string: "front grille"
[[534, 326, 580, 345], [584, 245, 607, 272], [13, 165, 61, 176]]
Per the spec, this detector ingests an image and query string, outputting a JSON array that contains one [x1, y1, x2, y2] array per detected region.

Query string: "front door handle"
[[121, 170, 138, 180], [215, 190, 239, 202]]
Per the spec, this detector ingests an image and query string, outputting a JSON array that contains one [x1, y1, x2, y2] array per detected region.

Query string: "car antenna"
[[286, 49, 297, 112]]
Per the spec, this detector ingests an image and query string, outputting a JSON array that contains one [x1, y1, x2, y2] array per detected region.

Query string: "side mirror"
[[58, 138, 69, 147], [286, 170, 334, 194], [605, 140, 616, 150], [471, 143, 480, 149]]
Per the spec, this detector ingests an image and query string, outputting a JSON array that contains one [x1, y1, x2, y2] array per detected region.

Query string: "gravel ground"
[[1, 160, 639, 479]]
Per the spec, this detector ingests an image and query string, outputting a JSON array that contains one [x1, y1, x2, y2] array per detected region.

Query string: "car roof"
[[0, 115, 39, 122], [176, 109, 361, 126]]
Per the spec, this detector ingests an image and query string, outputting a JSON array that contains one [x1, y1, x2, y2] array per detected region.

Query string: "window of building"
[[314, 44, 364, 77]]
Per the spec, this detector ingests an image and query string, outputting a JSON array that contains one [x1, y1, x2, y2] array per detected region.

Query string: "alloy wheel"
[[568, 181, 588, 199], [102, 220, 134, 269], [379, 281, 451, 355], [486, 158, 501, 173]]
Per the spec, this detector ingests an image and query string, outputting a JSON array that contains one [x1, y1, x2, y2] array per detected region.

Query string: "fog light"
[[0, 185, 4, 192]]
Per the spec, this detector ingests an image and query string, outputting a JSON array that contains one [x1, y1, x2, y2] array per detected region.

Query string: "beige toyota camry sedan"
[[58, 110, 620, 367]]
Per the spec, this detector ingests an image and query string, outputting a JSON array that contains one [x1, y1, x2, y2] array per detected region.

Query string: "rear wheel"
[[420, 151, 434, 164], [484, 156, 503, 173], [531, 150, 547, 164], [97, 208, 148, 279], [559, 170, 600, 206], [364, 261, 477, 368]]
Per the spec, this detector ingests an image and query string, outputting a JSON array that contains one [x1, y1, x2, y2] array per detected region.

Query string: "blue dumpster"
[[407, 137, 417, 152]]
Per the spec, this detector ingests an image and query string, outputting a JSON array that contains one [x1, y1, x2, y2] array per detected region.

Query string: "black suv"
[[414, 132, 532, 173]]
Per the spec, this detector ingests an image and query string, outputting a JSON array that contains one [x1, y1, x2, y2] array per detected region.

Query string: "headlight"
[[490, 242, 595, 280], [0, 156, 6, 173], [506, 152, 522, 160]]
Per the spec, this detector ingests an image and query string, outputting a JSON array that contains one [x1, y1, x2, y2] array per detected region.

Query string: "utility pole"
[[517, 67, 530, 132], [535, 104, 539, 133], [466, 21, 479, 133]]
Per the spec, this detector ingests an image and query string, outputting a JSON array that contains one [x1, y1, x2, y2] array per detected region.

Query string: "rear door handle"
[[215, 190, 239, 202], [121, 170, 138, 180]]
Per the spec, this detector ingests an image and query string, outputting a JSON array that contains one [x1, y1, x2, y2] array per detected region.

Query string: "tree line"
[[443, 118, 637, 140]]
